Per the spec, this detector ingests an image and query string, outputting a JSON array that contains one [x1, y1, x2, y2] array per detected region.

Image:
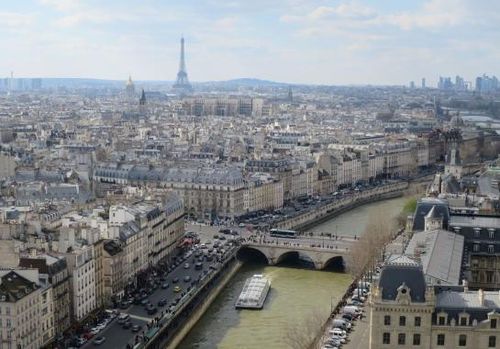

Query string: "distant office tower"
[[409, 81, 415, 89], [421, 78, 426, 89], [287, 86, 293, 102], [172, 37, 192, 92], [475, 74, 498, 94], [31, 78, 42, 90], [125, 75, 135, 97], [455, 75, 466, 91], [438, 76, 453, 90]]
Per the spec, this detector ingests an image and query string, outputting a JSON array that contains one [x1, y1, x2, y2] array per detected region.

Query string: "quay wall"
[[273, 182, 409, 232], [165, 261, 242, 349], [143, 252, 240, 349]]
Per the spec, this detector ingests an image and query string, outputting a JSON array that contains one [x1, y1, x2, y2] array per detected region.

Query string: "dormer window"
[[474, 228, 481, 238]]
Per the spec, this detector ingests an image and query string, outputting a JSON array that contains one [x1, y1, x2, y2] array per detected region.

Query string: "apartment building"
[[0, 270, 42, 349], [19, 254, 71, 334]]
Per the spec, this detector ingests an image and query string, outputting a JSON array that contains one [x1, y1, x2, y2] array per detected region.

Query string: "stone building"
[[19, 254, 71, 334], [369, 257, 500, 349], [0, 270, 43, 349]]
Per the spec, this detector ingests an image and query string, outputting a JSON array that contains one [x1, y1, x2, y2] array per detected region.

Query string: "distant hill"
[[207, 78, 288, 87], [22, 77, 290, 90]]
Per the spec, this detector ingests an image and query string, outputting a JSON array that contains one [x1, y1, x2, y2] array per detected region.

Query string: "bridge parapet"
[[240, 240, 351, 270]]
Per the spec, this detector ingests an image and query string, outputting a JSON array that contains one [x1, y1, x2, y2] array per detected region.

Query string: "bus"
[[269, 228, 298, 239]]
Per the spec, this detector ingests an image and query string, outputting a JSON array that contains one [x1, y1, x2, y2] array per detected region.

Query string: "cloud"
[[214, 16, 239, 30], [39, 0, 80, 12], [54, 11, 138, 28], [282, 2, 376, 22], [0, 12, 34, 27]]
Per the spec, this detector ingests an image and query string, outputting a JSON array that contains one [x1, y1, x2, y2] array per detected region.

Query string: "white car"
[[329, 328, 347, 338]]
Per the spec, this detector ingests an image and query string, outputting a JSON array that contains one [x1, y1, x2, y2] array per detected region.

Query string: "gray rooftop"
[[405, 230, 463, 285]]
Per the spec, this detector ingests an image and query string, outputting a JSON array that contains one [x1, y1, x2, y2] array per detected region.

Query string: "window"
[[398, 333, 406, 345], [384, 315, 391, 325], [473, 244, 480, 252], [460, 317, 467, 326], [414, 316, 421, 327], [413, 334, 421, 345], [459, 334, 467, 346], [489, 336, 496, 348], [383, 333, 390, 344], [437, 334, 445, 346], [400, 316, 406, 326], [488, 245, 495, 253], [474, 228, 480, 237], [489, 230, 495, 239], [487, 271, 494, 283], [438, 316, 446, 325], [491, 319, 498, 329]]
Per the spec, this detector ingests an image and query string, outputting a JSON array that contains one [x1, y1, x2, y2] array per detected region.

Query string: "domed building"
[[125, 75, 135, 98]]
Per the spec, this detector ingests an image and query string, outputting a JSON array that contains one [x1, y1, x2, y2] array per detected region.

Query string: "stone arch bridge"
[[238, 241, 352, 270]]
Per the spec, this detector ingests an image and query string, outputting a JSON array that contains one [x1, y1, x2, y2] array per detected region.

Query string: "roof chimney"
[[462, 279, 468, 292], [478, 289, 485, 306]]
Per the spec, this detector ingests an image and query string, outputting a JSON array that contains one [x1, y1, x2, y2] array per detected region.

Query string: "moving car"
[[174, 286, 182, 293]]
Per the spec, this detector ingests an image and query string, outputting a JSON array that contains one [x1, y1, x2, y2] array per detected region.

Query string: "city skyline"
[[1, 0, 500, 85]]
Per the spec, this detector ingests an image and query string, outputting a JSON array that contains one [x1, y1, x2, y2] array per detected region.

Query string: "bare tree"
[[347, 208, 395, 282], [284, 307, 329, 349]]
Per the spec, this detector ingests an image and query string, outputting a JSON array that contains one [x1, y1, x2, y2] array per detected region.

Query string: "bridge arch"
[[275, 250, 316, 268], [322, 255, 345, 271], [237, 246, 269, 265]]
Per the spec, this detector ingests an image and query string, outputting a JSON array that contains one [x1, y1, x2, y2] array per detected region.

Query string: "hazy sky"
[[1, 0, 499, 85]]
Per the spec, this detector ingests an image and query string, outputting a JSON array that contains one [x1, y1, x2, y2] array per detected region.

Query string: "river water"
[[178, 195, 408, 349]]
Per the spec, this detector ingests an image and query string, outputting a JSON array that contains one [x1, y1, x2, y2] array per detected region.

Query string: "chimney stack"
[[478, 289, 485, 306], [462, 279, 468, 292]]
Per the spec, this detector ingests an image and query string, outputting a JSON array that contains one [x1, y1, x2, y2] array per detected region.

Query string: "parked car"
[[131, 325, 141, 332], [162, 282, 169, 289], [93, 336, 106, 345], [174, 286, 182, 293]]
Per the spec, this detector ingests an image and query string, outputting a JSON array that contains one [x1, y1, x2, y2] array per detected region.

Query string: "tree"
[[284, 307, 329, 349], [395, 197, 417, 228], [347, 208, 395, 282]]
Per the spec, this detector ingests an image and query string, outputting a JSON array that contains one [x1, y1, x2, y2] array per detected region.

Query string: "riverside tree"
[[347, 208, 395, 283]]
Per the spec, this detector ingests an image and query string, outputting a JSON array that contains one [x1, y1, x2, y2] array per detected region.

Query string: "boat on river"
[[235, 274, 271, 309]]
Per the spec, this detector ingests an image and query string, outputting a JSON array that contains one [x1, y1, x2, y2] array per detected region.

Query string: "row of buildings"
[[0, 192, 184, 348]]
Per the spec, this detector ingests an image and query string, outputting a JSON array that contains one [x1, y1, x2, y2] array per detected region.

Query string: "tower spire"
[[173, 36, 192, 92]]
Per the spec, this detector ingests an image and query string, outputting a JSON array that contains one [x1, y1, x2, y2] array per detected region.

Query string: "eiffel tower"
[[173, 36, 192, 92]]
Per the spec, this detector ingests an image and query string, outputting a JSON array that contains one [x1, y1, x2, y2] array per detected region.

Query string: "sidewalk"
[[342, 306, 370, 349]]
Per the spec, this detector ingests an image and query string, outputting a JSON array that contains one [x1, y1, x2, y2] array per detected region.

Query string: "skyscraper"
[[421, 78, 426, 89], [172, 37, 192, 92]]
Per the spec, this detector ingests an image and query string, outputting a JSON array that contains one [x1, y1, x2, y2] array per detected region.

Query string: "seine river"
[[178, 195, 408, 349]]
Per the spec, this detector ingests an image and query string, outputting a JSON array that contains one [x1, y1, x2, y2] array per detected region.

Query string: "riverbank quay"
[[273, 181, 408, 231], [310, 227, 407, 349], [132, 249, 241, 349], [164, 260, 242, 349]]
